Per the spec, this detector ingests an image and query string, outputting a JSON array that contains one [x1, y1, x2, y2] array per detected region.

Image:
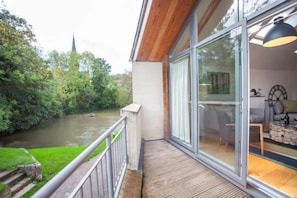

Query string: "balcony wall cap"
[[121, 103, 142, 113]]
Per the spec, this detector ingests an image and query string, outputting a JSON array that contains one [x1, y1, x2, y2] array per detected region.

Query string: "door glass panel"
[[198, 27, 242, 171], [170, 56, 192, 145], [244, 0, 281, 17], [171, 24, 190, 56], [248, 6, 297, 197], [195, 0, 237, 41]]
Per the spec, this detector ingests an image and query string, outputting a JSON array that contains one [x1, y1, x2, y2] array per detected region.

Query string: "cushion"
[[273, 114, 284, 121], [250, 108, 264, 123], [273, 101, 284, 114], [281, 100, 297, 113]]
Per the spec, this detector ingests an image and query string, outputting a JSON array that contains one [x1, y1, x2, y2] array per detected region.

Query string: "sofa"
[[269, 100, 297, 122]]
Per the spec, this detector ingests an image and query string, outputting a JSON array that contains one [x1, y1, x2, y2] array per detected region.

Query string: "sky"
[[3, 0, 142, 74]]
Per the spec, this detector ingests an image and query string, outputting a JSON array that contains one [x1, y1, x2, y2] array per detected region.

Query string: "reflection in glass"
[[197, 28, 242, 171], [244, 0, 279, 17], [207, 72, 230, 94], [171, 25, 190, 56], [198, 28, 241, 101], [196, 0, 237, 41]]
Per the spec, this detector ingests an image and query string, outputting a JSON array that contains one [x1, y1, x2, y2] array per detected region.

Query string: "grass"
[[0, 148, 36, 171], [0, 142, 106, 197], [0, 183, 7, 192], [28, 143, 105, 180], [28, 146, 87, 179]]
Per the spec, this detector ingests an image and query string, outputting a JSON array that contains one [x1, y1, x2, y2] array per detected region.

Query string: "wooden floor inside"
[[142, 140, 251, 198], [205, 135, 297, 197], [199, 130, 297, 197], [249, 154, 297, 198]]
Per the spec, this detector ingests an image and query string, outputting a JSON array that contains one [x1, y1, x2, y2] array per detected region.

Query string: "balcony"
[[138, 140, 251, 197], [32, 104, 252, 197]]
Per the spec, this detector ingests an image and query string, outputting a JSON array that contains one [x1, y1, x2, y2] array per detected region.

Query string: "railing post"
[[106, 135, 114, 198], [123, 117, 128, 164], [120, 104, 142, 170]]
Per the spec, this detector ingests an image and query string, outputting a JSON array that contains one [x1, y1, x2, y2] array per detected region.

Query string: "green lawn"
[[28, 146, 87, 179], [0, 148, 36, 171], [0, 183, 7, 193], [0, 143, 106, 197]]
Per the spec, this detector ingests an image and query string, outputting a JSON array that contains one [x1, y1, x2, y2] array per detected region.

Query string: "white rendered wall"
[[132, 62, 164, 140], [120, 104, 142, 170], [250, 69, 297, 100]]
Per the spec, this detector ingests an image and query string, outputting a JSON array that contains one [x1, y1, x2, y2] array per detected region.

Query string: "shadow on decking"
[[121, 139, 251, 198]]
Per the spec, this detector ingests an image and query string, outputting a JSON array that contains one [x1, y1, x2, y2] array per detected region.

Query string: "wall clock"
[[268, 84, 287, 106]]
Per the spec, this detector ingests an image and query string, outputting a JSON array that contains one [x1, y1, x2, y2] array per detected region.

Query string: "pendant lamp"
[[263, 16, 297, 47]]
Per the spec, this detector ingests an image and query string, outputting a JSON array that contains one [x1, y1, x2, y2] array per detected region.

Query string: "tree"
[[91, 58, 117, 109], [115, 71, 132, 107], [1, 4, 128, 134], [48, 51, 120, 112], [47, 50, 70, 71], [0, 7, 61, 133]]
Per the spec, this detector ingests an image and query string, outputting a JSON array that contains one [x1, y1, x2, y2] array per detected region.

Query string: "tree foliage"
[[0, 7, 62, 134], [115, 72, 132, 107], [0, 6, 132, 135], [48, 51, 121, 113]]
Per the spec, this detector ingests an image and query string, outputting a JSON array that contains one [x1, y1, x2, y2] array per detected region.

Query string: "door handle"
[[198, 104, 205, 108]]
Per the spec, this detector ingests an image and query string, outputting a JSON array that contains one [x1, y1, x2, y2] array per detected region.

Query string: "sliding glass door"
[[168, 0, 295, 196], [196, 24, 248, 182]]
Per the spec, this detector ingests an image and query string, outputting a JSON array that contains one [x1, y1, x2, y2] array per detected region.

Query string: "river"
[[0, 109, 121, 148]]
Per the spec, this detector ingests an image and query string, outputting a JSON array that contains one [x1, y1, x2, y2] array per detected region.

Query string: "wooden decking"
[[142, 140, 251, 198]]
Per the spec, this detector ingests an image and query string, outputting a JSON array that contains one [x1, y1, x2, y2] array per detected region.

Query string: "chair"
[[249, 108, 264, 142], [216, 108, 264, 154], [216, 110, 235, 151]]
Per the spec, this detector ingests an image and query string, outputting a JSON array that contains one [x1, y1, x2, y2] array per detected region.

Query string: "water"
[[0, 109, 121, 148]]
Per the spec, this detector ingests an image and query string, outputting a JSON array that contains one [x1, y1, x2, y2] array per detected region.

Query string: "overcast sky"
[[3, 0, 142, 74]]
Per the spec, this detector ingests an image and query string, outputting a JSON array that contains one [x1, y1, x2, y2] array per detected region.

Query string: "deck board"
[[142, 140, 251, 198]]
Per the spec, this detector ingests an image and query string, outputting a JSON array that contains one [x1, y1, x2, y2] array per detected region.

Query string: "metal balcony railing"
[[32, 116, 128, 198]]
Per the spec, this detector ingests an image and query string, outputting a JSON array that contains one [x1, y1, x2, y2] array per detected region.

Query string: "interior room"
[[169, 1, 297, 196], [248, 5, 297, 197], [197, 4, 297, 197]]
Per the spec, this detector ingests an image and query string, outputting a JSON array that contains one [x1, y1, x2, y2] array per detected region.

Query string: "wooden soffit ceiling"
[[136, 0, 196, 62]]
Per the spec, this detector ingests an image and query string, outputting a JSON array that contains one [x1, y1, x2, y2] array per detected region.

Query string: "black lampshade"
[[263, 16, 297, 47]]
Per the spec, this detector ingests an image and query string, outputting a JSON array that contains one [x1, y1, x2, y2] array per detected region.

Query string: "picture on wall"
[[207, 72, 230, 94]]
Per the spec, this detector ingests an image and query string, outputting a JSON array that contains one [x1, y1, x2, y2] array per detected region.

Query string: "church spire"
[[72, 33, 76, 52]]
